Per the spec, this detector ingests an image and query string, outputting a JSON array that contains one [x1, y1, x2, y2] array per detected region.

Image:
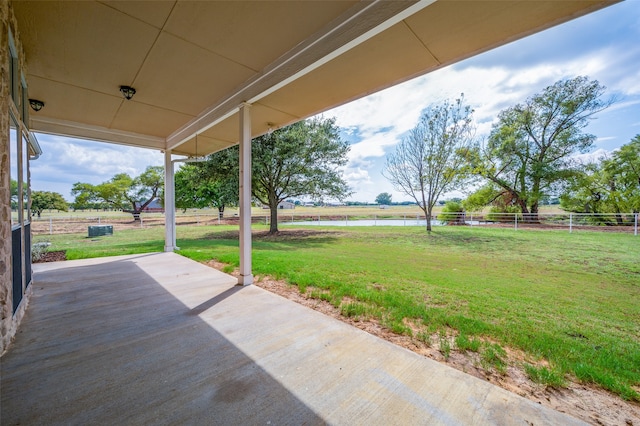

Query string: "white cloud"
[[342, 167, 371, 186], [596, 136, 616, 143], [31, 134, 163, 199], [606, 99, 640, 114], [573, 148, 611, 164]]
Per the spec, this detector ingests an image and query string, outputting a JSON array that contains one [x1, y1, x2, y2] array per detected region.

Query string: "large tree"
[[560, 162, 611, 215], [384, 96, 475, 231], [466, 76, 612, 222], [252, 117, 351, 234], [561, 135, 640, 222], [174, 149, 239, 217], [71, 166, 163, 220], [31, 191, 68, 217], [375, 192, 392, 205], [603, 135, 640, 213]]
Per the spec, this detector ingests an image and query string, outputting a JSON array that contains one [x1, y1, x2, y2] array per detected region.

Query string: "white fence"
[[31, 211, 639, 236], [280, 212, 639, 235]]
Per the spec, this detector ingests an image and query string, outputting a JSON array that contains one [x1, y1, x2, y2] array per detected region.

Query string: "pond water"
[[281, 219, 480, 227]]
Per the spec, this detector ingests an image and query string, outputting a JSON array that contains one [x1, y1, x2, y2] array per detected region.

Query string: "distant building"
[[278, 201, 296, 210], [135, 199, 164, 213]]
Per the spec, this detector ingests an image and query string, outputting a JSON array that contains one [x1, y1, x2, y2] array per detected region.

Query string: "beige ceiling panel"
[[27, 76, 122, 129], [174, 135, 234, 157], [406, 1, 610, 65], [100, 1, 176, 29], [184, 103, 300, 154], [133, 32, 256, 117], [199, 115, 238, 147], [260, 21, 440, 121], [13, 1, 160, 93], [248, 103, 301, 139], [164, 1, 357, 72], [111, 101, 194, 139]]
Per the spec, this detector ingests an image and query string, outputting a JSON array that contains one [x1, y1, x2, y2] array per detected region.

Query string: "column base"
[[238, 274, 253, 286]]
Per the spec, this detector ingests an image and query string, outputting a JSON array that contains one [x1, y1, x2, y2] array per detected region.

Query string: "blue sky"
[[31, 1, 640, 203]]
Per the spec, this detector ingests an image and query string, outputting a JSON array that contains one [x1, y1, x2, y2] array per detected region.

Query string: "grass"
[[481, 343, 508, 374], [35, 224, 640, 401], [455, 333, 482, 353], [524, 364, 566, 389]]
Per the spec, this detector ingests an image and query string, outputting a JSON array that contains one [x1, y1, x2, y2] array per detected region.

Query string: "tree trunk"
[[424, 206, 432, 232], [218, 205, 225, 219], [526, 203, 540, 223], [518, 201, 539, 223], [615, 210, 623, 225], [269, 201, 279, 234]]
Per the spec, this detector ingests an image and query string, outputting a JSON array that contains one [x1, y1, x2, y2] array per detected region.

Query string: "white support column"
[[164, 150, 178, 252], [238, 103, 253, 285]]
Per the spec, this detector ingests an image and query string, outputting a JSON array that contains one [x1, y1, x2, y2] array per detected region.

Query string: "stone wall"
[[1, 0, 30, 355]]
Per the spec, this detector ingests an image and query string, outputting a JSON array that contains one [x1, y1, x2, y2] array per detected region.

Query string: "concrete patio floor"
[[1, 252, 584, 425]]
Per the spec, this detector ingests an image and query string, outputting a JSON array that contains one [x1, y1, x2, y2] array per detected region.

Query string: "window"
[[22, 130, 30, 223], [21, 75, 29, 122], [8, 31, 19, 107], [10, 115, 19, 227]]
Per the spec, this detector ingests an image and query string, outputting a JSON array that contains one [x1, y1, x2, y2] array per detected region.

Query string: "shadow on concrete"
[[189, 285, 245, 316], [1, 257, 324, 425]]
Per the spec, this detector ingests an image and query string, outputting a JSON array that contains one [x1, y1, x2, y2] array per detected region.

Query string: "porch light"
[[119, 85, 136, 100], [28, 99, 44, 111]]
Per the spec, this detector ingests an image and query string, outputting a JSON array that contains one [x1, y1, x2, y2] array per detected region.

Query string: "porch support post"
[[164, 149, 178, 252], [238, 103, 253, 285]]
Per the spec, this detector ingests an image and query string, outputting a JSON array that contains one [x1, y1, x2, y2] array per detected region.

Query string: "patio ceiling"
[[13, 0, 616, 157]]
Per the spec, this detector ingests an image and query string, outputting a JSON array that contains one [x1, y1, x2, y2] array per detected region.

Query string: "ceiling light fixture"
[[119, 85, 136, 100], [29, 99, 45, 112]]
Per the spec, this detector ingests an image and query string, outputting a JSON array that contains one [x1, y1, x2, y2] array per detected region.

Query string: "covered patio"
[[2, 253, 584, 425], [0, 1, 618, 422], [11, 0, 617, 286]]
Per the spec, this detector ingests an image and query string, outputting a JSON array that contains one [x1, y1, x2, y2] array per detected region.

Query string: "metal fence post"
[[49, 217, 53, 235], [404, 214, 406, 226], [569, 213, 573, 234], [635, 213, 638, 236], [374, 214, 377, 226], [514, 214, 518, 230], [345, 215, 348, 226]]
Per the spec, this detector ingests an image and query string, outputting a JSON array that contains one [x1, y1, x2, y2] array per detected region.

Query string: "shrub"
[[31, 242, 51, 262], [437, 201, 465, 225]]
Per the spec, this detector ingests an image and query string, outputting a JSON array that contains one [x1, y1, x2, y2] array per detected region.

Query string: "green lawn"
[[36, 225, 640, 400]]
